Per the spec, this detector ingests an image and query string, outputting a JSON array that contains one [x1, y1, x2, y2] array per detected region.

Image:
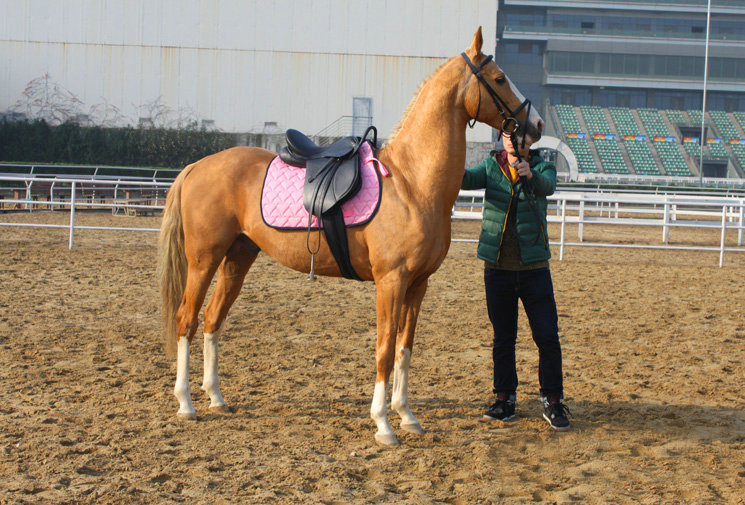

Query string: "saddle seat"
[[275, 126, 378, 281], [279, 129, 358, 167]]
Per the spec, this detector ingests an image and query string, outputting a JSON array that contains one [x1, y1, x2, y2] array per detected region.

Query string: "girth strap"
[[322, 208, 362, 280]]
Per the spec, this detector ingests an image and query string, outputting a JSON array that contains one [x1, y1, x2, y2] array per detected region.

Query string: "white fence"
[[2, 175, 745, 267], [0, 176, 169, 248], [454, 190, 745, 268]]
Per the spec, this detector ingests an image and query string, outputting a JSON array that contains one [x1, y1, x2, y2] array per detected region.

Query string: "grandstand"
[[546, 104, 745, 178], [496, 0, 745, 182]]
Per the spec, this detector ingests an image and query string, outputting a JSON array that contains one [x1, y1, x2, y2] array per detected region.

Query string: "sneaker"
[[542, 396, 571, 431], [483, 393, 516, 421]]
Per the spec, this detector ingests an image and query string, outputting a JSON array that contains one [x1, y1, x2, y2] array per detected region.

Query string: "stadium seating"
[[683, 142, 702, 160], [664, 109, 690, 126], [624, 140, 660, 175], [687, 109, 705, 126], [707, 141, 728, 158], [733, 112, 745, 132], [637, 108, 672, 137], [609, 107, 640, 136], [555, 104, 581, 134], [565, 137, 597, 173], [653, 141, 691, 176], [709, 111, 740, 141], [579, 106, 611, 134], [731, 143, 745, 168], [551, 104, 745, 178], [594, 138, 628, 174]]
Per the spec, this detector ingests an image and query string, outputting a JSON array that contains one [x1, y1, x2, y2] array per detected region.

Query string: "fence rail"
[[2, 175, 745, 267]]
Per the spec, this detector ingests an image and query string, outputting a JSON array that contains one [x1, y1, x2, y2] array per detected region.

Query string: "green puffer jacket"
[[461, 151, 556, 265]]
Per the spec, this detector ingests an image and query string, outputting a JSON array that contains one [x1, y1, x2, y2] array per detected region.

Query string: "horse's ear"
[[466, 26, 484, 58]]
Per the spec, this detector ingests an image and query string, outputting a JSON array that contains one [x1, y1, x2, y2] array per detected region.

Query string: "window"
[[691, 26, 704, 34], [581, 21, 595, 30], [518, 42, 533, 54]]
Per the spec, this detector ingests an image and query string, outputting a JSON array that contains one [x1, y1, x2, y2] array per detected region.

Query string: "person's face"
[[503, 133, 533, 159]]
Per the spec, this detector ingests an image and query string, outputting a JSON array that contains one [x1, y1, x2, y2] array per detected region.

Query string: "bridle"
[[460, 52, 533, 154], [461, 52, 546, 250]]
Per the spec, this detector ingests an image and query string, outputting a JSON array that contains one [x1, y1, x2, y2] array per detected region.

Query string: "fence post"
[[559, 199, 567, 261], [26, 181, 32, 212], [69, 181, 76, 250], [578, 199, 584, 242], [719, 204, 726, 268], [738, 199, 744, 246], [662, 202, 670, 244]]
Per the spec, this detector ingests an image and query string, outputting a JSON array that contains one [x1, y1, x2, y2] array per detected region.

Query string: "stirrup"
[[308, 252, 317, 281]]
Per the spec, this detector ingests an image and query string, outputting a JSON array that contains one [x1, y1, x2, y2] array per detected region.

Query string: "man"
[[461, 133, 570, 431]]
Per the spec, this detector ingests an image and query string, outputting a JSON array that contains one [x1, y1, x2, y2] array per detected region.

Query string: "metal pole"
[[698, 0, 712, 185], [69, 181, 76, 249], [578, 199, 585, 242], [663, 202, 670, 244], [738, 199, 744, 246]]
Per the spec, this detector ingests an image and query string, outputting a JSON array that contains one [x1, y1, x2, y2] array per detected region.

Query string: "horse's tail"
[[158, 163, 195, 356]]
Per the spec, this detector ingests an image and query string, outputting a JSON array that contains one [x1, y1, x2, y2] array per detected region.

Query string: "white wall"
[[1, 0, 498, 140]]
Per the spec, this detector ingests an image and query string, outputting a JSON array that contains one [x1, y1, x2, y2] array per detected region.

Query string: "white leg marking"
[[174, 337, 196, 419], [371, 381, 397, 446], [201, 323, 228, 410], [506, 76, 544, 127], [391, 347, 423, 434]]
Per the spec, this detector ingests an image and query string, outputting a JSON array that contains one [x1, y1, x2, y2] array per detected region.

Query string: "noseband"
[[460, 52, 533, 152]]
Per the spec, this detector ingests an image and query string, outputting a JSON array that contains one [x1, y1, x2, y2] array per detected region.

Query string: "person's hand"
[[513, 160, 533, 180]]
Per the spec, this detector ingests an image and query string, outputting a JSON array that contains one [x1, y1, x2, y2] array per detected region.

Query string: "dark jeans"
[[484, 267, 563, 398]]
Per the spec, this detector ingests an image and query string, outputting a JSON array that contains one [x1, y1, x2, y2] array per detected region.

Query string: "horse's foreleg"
[[202, 237, 259, 412], [174, 262, 221, 419], [391, 277, 428, 435], [371, 273, 408, 446]]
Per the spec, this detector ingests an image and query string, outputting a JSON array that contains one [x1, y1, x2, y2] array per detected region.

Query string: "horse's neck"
[[383, 76, 469, 214]]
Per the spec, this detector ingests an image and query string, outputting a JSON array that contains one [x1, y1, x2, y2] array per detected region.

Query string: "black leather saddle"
[[278, 127, 378, 281]]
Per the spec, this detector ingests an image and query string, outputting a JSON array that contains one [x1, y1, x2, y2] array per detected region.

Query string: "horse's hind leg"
[[391, 277, 428, 435], [174, 259, 222, 419], [201, 235, 260, 412]]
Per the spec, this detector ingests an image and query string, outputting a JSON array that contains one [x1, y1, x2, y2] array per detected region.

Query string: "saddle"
[[278, 127, 378, 281]]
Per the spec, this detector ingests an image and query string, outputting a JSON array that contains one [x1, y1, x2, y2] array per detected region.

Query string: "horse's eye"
[[494, 75, 506, 84]]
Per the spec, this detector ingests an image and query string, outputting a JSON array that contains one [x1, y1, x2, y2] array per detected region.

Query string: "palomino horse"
[[158, 27, 544, 446]]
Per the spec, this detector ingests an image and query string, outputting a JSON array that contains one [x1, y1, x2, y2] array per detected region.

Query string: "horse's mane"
[[386, 57, 454, 144]]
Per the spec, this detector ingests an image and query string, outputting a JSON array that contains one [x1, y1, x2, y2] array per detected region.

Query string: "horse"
[[158, 27, 544, 446]]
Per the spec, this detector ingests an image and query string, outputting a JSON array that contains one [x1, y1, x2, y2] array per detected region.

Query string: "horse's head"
[[461, 27, 544, 143]]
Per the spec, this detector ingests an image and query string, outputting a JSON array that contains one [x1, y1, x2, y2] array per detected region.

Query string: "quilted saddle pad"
[[260, 141, 386, 230]]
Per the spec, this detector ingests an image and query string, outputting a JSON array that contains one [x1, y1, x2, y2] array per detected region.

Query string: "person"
[[461, 132, 570, 431]]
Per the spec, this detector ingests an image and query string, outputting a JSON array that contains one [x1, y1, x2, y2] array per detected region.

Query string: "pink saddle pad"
[[261, 141, 387, 229]]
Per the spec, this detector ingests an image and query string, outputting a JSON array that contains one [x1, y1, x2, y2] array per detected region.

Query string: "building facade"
[[1, 0, 498, 141], [496, 0, 745, 118]]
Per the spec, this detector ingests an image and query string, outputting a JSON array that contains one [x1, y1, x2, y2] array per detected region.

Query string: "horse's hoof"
[[401, 422, 424, 435], [176, 411, 197, 420], [209, 404, 231, 414], [374, 432, 399, 446]]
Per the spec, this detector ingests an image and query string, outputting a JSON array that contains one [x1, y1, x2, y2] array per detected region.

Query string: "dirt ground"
[[1, 211, 744, 505]]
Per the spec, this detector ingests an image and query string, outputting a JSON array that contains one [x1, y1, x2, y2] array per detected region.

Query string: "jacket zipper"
[[496, 181, 514, 264]]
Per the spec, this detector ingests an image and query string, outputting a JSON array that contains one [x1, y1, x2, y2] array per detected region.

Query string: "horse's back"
[[179, 146, 275, 241]]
